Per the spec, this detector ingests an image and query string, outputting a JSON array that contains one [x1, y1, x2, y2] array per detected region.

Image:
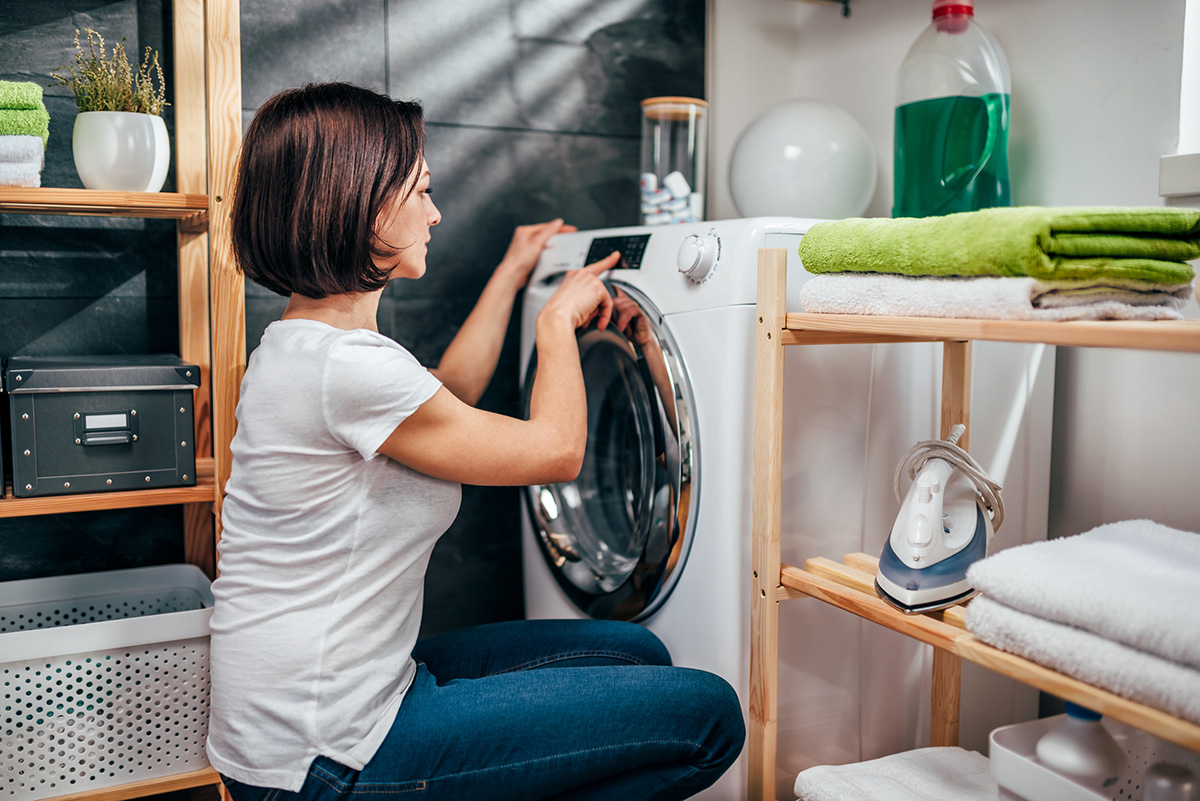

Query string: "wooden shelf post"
[[930, 339, 972, 747], [749, 248, 789, 801], [174, 0, 216, 578], [203, 0, 246, 558]]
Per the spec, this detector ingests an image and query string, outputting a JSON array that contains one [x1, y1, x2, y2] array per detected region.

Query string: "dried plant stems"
[[51, 28, 168, 116]]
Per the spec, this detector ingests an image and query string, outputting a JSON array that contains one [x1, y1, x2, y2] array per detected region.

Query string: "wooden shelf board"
[[39, 767, 220, 801], [784, 313, 1200, 353], [0, 476, 215, 518], [802, 553, 969, 628], [0, 187, 208, 219], [781, 559, 1200, 752]]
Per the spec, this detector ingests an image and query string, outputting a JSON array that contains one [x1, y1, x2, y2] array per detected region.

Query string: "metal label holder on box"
[[3, 355, 201, 498]]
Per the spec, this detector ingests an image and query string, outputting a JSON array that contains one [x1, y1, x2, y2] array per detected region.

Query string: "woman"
[[206, 82, 744, 801]]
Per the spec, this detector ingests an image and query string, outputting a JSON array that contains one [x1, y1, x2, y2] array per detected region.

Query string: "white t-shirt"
[[206, 320, 461, 791]]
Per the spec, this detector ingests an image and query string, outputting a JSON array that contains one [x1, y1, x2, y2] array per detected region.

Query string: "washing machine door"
[[522, 282, 698, 622]]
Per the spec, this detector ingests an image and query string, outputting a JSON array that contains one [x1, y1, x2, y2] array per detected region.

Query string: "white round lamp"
[[729, 98, 878, 219]]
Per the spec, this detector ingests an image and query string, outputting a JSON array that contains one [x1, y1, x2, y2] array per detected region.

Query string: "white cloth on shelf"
[[797, 272, 1190, 321], [966, 519, 1200, 669], [0, 134, 44, 164], [966, 595, 1200, 725], [0, 159, 41, 187], [792, 746, 997, 801]]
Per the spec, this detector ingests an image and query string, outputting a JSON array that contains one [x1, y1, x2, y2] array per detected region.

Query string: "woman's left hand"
[[494, 218, 578, 290]]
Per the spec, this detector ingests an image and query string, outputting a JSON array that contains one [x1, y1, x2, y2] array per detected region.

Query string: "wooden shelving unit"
[[748, 248, 1200, 801], [0, 1, 243, 798]]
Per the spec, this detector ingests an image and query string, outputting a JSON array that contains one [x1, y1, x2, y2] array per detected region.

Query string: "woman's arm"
[[431, 219, 576, 405], [380, 253, 619, 486]]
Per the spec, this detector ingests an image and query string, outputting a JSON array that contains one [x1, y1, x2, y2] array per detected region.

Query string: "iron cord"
[[892, 423, 1005, 532]]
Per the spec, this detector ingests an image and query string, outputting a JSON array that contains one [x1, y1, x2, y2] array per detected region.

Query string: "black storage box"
[[1, 369, 7, 495], [3, 355, 201, 498]]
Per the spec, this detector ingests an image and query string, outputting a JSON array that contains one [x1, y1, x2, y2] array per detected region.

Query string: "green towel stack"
[[798, 207, 1200, 286], [0, 81, 50, 147]]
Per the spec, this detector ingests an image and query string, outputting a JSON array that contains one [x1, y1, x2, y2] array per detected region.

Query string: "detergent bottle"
[[1035, 703, 1126, 788], [893, 0, 1011, 218]]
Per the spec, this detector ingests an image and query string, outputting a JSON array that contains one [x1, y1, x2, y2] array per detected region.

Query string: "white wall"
[[709, 0, 1200, 778]]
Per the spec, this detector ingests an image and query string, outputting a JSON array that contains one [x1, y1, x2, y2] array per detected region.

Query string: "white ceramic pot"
[[72, 111, 170, 192]]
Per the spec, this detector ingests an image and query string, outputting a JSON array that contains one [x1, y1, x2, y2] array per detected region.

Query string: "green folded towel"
[[0, 81, 46, 111], [798, 207, 1200, 285], [0, 108, 49, 147]]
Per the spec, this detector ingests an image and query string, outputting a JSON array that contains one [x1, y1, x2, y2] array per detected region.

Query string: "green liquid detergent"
[[893, 92, 1011, 218]]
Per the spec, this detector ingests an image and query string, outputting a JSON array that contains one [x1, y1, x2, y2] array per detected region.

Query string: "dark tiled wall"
[[0, 0, 705, 635]]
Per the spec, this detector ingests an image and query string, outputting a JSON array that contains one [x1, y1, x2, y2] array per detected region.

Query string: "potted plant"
[[51, 28, 170, 192]]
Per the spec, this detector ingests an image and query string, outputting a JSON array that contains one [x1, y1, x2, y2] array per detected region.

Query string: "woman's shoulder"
[[250, 322, 428, 396], [264, 320, 418, 360], [311, 329, 430, 393], [325, 327, 421, 366]]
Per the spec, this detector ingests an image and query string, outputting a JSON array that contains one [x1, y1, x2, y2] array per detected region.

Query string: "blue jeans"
[[219, 619, 744, 801]]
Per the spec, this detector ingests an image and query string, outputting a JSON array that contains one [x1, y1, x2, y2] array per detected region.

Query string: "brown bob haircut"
[[230, 82, 425, 299]]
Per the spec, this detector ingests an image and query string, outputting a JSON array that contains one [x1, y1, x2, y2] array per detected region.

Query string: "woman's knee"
[[680, 669, 746, 769]]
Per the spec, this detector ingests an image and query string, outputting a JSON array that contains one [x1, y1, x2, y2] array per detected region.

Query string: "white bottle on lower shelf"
[[1144, 762, 1200, 801], [1034, 703, 1126, 788]]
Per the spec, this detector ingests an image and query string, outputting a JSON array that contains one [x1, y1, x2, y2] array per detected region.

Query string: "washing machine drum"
[[522, 282, 698, 622]]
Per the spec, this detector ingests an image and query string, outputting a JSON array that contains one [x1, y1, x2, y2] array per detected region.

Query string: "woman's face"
[[373, 158, 441, 280]]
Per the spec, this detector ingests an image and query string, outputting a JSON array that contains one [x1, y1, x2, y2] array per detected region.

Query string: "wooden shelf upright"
[[748, 247, 1200, 801], [0, 1, 243, 798]]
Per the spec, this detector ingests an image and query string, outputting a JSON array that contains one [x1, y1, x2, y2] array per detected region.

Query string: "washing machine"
[[518, 218, 1055, 800]]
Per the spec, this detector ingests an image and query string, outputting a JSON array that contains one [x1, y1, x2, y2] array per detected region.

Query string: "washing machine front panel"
[[524, 217, 822, 318], [521, 283, 698, 622]]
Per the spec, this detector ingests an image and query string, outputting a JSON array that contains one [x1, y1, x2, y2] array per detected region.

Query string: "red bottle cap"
[[933, 0, 974, 16], [933, 0, 973, 32]]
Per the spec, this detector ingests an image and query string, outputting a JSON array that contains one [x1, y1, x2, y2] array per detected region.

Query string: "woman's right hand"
[[537, 251, 620, 333]]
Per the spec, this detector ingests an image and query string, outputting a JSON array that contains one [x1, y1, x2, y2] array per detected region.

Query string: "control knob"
[[676, 234, 718, 281]]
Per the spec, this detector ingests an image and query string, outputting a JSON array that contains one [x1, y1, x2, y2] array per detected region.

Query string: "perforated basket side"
[[1, 637, 210, 801], [0, 589, 206, 633], [0, 565, 212, 664]]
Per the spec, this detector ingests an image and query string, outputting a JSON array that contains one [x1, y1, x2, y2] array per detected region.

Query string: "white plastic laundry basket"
[[990, 714, 1200, 801], [0, 564, 213, 800]]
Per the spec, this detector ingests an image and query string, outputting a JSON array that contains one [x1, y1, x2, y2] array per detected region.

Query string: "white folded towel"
[[793, 746, 997, 801], [0, 159, 42, 187], [966, 520, 1200, 669], [797, 272, 1190, 321], [0, 134, 44, 164], [967, 595, 1200, 725]]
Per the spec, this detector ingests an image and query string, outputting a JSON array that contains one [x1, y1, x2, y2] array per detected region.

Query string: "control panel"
[[585, 234, 650, 270]]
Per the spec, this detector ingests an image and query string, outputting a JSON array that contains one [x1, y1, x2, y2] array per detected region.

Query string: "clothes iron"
[[876, 424, 1004, 614]]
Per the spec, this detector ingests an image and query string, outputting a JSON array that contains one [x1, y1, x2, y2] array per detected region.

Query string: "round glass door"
[[523, 283, 697, 621]]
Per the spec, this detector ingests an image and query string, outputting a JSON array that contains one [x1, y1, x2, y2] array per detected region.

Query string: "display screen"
[[585, 234, 650, 270]]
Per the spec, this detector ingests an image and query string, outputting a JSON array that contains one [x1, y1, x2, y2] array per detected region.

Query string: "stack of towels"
[[793, 746, 998, 801], [965, 519, 1200, 725], [0, 80, 50, 188], [797, 207, 1199, 320]]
